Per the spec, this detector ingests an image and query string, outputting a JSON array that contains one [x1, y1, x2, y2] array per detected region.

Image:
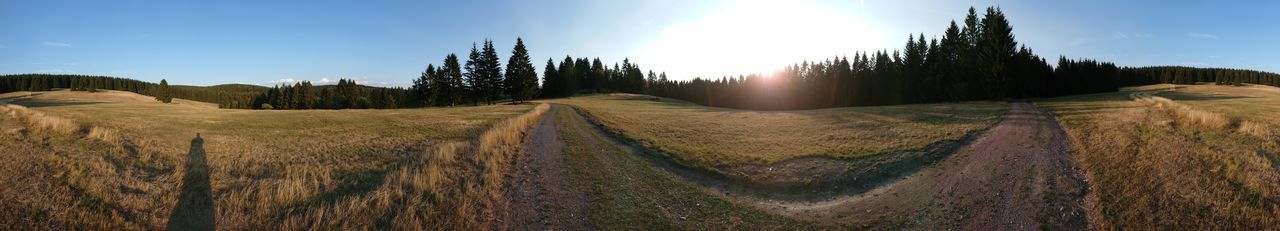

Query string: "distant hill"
[[1, 74, 410, 109]]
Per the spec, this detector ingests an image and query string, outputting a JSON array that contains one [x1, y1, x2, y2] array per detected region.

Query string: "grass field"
[[550, 105, 819, 229], [0, 90, 544, 230], [1040, 84, 1280, 229], [545, 94, 1005, 169]]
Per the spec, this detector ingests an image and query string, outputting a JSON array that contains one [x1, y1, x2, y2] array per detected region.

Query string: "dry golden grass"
[[544, 93, 1004, 169], [0, 90, 543, 229], [1041, 85, 1280, 229], [5, 104, 79, 135], [1134, 95, 1231, 129], [1238, 120, 1274, 141], [275, 103, 550, 230]]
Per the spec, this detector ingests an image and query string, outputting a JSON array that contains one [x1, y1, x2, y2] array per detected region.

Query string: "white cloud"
[[350, 77, 369, 85], [1209, 55, 1224, 59], [1182, 61, 1209, 66], [1188, 33, 1218, 39], [266, 78, 298, 85], [1112, 32, 1129, 39], [34, 69, 66, 73], [266, 77, 373, 86], [42, 41, 71, 47], [1113, 32, 1153, 39]]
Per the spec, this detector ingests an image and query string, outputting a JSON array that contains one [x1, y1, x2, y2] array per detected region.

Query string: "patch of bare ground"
[[732, 102, 1094, 229], [498, 107, 593, 230]]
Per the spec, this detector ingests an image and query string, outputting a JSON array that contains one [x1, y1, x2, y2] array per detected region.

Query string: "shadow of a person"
[[166, 133, 216, 231]]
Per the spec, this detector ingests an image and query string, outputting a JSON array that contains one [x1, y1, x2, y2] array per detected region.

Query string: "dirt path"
[[499, 107, 592, 230], [505, 102, 1095, 229], [743, 102, 1094, 229]]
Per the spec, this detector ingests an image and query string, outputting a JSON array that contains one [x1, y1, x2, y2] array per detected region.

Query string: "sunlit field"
[[546, 94, 1005, 169], [0, 90, 545, 230], [1039, 84, 1280, 229]]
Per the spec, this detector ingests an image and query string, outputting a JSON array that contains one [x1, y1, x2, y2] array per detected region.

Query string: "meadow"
[[0, 90, 546, 230], [1039, 84, 1280, 229], [546, 94, 1005, 170]]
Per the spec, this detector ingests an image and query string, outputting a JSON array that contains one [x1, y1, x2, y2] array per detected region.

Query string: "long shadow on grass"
[[167, 133, 216, 231]]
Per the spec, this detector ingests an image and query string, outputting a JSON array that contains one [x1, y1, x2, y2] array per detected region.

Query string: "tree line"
[[1119, 66, 1280, 87], [0, 74, 279, 108], [0, 74, 153, 93], [251, 79, 410, 109], [636, 7, 1115, 110], [410, 38, 539, 106]]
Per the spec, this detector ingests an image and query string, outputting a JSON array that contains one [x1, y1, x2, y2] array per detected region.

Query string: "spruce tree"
[[504, 38, 537, 103], [559, 56, 578, 96], [443, 53, 463, 106], [412, 64, 433, 106], [479, 39, 503, 104], [541, 58, 559, 98], [155, 79, 173, 103], [464, 44, 482, 105]]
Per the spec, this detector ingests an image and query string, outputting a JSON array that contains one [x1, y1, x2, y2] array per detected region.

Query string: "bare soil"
[[745, 102, 1095, 229], [498, 107, 593, 230]]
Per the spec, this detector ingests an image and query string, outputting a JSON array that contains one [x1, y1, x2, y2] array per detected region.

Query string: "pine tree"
[[443, 53, 464, 106], [541, 58, 559, 98], [559, 56, 578, 96], [480, 39, 503, 104], [464, 44, 481, 105], [504, 38, 538, 103], [155, 79, 173, 103], [977, 7, 1016, 99], [412, 64, 434, 106], [590, 58, 605, 92]]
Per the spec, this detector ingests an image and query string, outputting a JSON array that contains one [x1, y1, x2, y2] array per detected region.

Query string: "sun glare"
[[634, 0, 886, 80]]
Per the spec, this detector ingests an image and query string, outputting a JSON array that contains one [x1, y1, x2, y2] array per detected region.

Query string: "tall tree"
[[155, 79, 173, 103], [442, 53, 464, 106], [504, 38, 538, 103], [976, 7, 1016, 99], [540, 58, 559, 98], [464, 44, 483, 105], [412, 64, 434, 106], [590, 58, 605, 92], [480, 39, 503, 104], [559, 56, 579, 96]]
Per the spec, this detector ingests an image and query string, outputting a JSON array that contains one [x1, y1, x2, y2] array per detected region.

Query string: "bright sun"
[[634, 0, 887, 80]]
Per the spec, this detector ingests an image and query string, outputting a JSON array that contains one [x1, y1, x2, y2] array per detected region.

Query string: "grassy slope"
[[546, 94, 1004, 168], [0, 90, 535, 229], [1039, 84, 1280, 229]]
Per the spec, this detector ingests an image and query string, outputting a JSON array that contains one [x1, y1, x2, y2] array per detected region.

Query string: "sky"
[[2, 0, 1278, 86]]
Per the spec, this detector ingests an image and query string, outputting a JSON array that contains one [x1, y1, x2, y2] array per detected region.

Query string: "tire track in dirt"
[[737, 102, 1094, 229], [499, 107, 592, 230]]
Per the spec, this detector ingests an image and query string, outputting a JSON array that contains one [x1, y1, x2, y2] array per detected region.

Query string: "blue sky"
[[2, 0, 1277, 86]]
